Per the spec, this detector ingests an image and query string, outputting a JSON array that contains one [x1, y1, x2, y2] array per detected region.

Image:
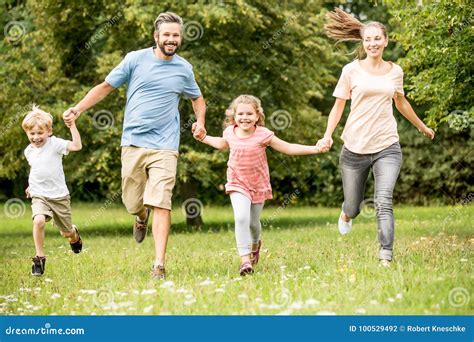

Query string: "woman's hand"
[[419, 126, 435, 140], [316, 136, 333, 153]]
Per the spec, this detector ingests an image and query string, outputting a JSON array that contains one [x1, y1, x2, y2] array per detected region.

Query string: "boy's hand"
[[63, 108, 79, 127], [25, 187, 31, 198]]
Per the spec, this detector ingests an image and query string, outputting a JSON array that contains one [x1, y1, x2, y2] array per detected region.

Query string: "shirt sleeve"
[[393, 66, 404, 98], [332, 66, 351, 100], [105, 52, 135, 88], [51, 136, 69, 156], [260, 127, 275, 146], [182, 67, 202, 100]]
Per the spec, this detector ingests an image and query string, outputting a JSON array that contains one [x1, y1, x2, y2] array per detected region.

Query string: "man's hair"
[[22, 105, 53, 131], [154, 12, 183, 32]]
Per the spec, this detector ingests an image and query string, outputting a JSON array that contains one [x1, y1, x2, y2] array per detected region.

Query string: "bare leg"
[[152, 207, 171, 266], [33, 215, 46, 257]]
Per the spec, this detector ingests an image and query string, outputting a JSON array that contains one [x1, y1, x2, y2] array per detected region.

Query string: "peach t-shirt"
[[333, 60, 404, 154]]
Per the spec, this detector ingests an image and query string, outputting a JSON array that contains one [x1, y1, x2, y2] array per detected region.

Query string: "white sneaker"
[[338, 208, 352, 235]]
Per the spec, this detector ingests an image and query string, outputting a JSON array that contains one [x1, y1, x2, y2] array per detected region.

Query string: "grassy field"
[[0, 202, 472, 315]]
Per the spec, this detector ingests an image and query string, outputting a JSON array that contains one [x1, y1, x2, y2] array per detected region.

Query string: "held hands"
[[62, 107, 80, 128], [192, 121, 206, 141], [316, 136, 333, 153]]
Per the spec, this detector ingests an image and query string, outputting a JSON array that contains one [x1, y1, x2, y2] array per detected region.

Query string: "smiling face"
[[26, 124, 51, 148], [234, 103, 259, 132], [154, 22, 182, 57], [362, 26, 388, 59]]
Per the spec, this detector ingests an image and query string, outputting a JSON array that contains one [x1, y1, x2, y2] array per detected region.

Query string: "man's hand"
[[25, 187, 31, 199], [192, 121, 206, 141], [63, 108, 80, 128]]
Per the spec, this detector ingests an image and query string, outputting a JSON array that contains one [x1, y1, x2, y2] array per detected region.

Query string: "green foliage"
[[0, 1, 471, 206], [387, 0, 474, 128]]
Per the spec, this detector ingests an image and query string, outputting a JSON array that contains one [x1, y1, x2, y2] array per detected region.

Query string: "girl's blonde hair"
[[22, 105, 53, 131], [324, 8, 388, 58], [224, 94, 265, 127]]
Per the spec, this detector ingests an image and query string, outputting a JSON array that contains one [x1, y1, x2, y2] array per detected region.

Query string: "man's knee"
[[33, 215, 46, 227]]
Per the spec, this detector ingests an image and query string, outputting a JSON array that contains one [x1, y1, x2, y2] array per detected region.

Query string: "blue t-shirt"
[[105, 47, 202, 150]]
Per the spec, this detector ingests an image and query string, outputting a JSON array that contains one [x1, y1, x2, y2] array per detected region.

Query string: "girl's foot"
[[250, 240, 262, 265], [239, 261, 254, 276]]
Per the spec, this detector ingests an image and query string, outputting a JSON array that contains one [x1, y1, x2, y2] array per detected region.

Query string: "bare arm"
[[63, 81, 115, 126], [317, 98, 347, 151], [191, 96, 207, 140], [199, 135, 229, 151], [67, 123, 82, 152], [269, 136, 320, 155], [394, 94, 435, 139]]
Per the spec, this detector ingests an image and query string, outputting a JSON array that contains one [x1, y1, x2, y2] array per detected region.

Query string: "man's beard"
[[158, 39, 180, 56]]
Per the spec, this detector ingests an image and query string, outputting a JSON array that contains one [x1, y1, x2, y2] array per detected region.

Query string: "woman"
[[317, 8, 435, 267]]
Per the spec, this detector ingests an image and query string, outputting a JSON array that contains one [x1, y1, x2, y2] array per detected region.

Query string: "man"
[[63, 12, 206, 280]]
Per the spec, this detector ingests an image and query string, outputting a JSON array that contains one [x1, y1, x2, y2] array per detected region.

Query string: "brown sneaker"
[[151, 264, 166, 280], [133, 208, 150, 243], [69, 225, 82, 254]]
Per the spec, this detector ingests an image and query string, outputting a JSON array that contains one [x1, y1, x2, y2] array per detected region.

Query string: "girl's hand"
[[316, 136, 333, 153], [420, 126, 435, 140]]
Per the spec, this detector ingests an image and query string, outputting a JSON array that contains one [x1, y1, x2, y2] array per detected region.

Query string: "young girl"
[[195, 95, 322, 275], [317, 9, 435, 267]]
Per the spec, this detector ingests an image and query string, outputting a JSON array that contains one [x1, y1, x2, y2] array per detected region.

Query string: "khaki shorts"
[[31, 195, 73, 232], [121, 146, 178, 213]]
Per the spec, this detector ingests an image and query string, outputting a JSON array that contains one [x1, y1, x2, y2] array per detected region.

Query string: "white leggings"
[[230, 192, 264, 256]]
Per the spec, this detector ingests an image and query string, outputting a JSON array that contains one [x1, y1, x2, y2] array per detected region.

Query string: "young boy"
[[22, 105, 83, 276]]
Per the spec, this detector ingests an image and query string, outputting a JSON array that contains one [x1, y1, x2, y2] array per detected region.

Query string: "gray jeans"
[[339, 142, 403, 260]]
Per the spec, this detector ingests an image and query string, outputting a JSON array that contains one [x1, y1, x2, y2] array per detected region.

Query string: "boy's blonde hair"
[[22, 105, 53, 131], [224, 94, 265, 127]]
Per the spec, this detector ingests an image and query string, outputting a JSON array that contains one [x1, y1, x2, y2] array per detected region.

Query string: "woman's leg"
[[372, 143, 403, 261], [230, 192, 252, 259], [339, 146, 371, 219]]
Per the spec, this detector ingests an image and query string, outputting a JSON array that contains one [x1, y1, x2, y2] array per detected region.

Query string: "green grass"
[[0, 202, 472, 315]]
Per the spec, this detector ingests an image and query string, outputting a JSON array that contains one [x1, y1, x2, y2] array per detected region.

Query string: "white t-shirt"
[[24, 136, 70, 198], [333, 60, 404, 154]]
